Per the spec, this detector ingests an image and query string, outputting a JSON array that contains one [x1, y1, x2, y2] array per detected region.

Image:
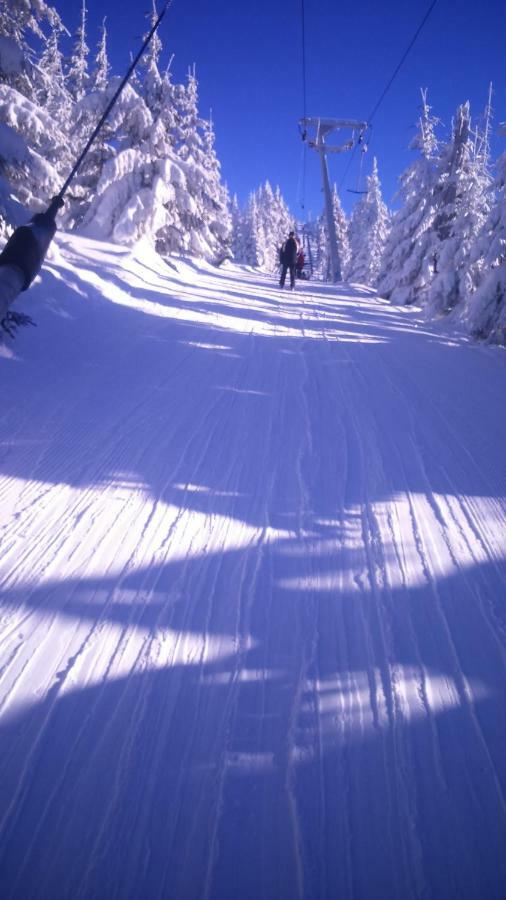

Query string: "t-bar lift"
[[299, 118, 368, 282]]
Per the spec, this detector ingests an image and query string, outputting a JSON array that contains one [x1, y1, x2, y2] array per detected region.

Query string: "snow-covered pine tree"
[[347, 158, 390, 286], [272, 184, 294, 262], [229, 193, 244, 262], [170, 68, 231, 259], [37, 22, 70, 118], [422, 100, 493, 316], [67, 0, 89, 102], [149, 68, 191, 255], [465, 84, 495, 291], [464, 149, 506, 343], [317, 185, 350, 281], [240, 192, 266, 267], [118, 2, 188, 255], [252, 181, 293, 272], [0, 0, 67, 233], [377, 89, 439, 304], [1, 0, 232, 259], [36, 19, 74, 177], [141, 0, 163, 114], [170, 68, 207, 255], [63, 17, 115, 230], [0, 0, 62, 95], [200, 112, 232, 261], [255, 182, 277, 270], [312, 216, 328, 280], [81, 6, 186, 250], [333, 187, 351, 279], [92, 16, 110, 93], [78, 79, 155, 243]]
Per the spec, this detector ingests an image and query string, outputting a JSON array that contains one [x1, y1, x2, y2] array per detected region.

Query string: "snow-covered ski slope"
[[1, 234, 505, 900]]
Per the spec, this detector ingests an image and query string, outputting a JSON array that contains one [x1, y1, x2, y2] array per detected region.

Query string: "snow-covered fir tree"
[[79, 78, 163, 244], [0, 0, 62, 94], [91, 17, 110, 93], [139, 0, 168, 122], [67, 0, 89, 102], [0, 0, 233, 259], [37, 22, 68, 114], [103, 3, 186, 253], [334, 188, 351, 279], [230, 182, 294, 271], [348, 158, 390, 286], [253, 181, 277, 269], [312, 217, 328, 280], [200, 112, 232, 261], [79, 19, 227, 259], [256, 181, 293, 272], [239, 192, 265, 267], [63, 17, 114, 231], [316, 185, 351, 281], [35, 20, 74, 181], [0, 0, 67, 232], [145, 71, 186, 255], [377, 90, 440, 304], [464, 149, 506, 342], [465, 84, 495, 289], [422, 98, 494, 316], [166, 68, 231, 259], [229, 193, 244, 262], [76, 5, 165, 242], [143, 0, 163, 96]]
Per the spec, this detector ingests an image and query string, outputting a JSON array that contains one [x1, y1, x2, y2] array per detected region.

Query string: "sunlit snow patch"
[[183, 341, 233, 351], [306, 667, 491, 732], [0, 622, 256, 724], [275, 492, 506, 592]]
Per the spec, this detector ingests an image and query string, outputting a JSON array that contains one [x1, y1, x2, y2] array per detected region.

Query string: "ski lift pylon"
[[299, 117, 369, 281]]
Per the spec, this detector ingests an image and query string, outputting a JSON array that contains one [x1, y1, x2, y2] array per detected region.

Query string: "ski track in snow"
[[0, 234, 505, 899]]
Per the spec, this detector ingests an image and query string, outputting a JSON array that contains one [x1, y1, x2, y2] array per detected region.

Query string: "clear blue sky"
[[61, 0, 505, 219]]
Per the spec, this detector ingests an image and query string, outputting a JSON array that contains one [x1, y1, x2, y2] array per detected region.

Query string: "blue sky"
[[61, 0, 505, 219]]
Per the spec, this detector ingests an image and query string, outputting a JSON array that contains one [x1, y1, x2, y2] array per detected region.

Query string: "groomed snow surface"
[[0, 235, 505, 899]]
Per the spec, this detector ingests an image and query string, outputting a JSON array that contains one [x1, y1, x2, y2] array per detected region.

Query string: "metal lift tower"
[[300, 118, 368, 282]]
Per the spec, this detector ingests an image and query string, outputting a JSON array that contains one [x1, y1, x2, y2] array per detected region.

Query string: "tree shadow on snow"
[[0, 538, 505, 899]]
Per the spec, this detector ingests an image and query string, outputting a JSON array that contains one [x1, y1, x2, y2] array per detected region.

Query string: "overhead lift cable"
[[366, 0, 439, 124], [338, 0, 439, 193], [299, 0, 308, 208], [300, 0, 308, 128]]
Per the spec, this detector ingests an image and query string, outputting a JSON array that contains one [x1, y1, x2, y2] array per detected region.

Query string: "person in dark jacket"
[[0, 196, 63, 332], [279, 231, 298, 290]]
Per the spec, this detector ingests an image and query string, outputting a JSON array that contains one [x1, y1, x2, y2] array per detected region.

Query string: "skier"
[[296, 249, 305, 279], [0, 196, 64, 335], [279, 230, 298, 290]]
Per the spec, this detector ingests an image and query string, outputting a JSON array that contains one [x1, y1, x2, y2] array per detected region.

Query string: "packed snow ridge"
[[0, 234, 505, 899]]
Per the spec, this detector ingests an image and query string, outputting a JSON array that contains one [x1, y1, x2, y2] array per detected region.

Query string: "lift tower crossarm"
[[300, 117, 368, 132], [313, 141, 354, 154]]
